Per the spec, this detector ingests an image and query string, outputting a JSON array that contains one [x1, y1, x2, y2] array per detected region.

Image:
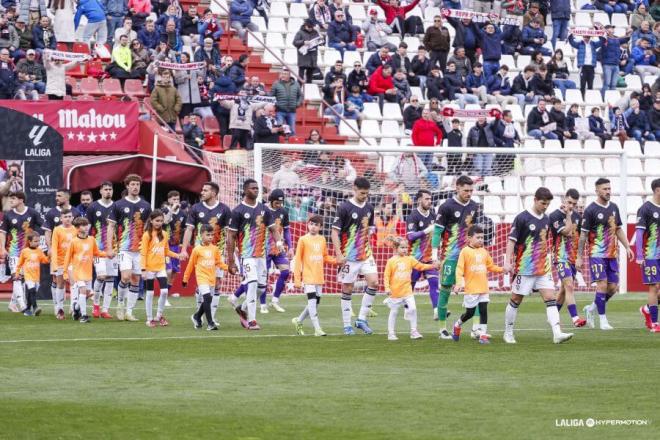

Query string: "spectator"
[[632, 4, 656, 29], [43, 50, 84, 99], [393, 68, 411, 104], [649, 98, 660, 139], [391, 42, 417, 85], [138, 19, 160, 51], [362, 9, 396, 52], [332, 157, 356, 184], [522, 2, 545, 27], [347, 84, 367, 114], [174, 52, 204, 118], [446, 118, 467, 175], [0, 163, 24, 210], [607, 106, 627, 143], [550, 0, 571, 48], [652, 0, 660, 21], [156, 4, 181, 34], [375, 0, 422, 35], [410, 46, 430, 93], [521, 19, 551, 56], [254, 103, 286, 144], [150, 69, 183, 130], [485, 64, 518, 106], [113, 17, 137, 47], [228, 53, 248, 89], [411, 108, 443, 170], [323, 77, 346, 125], [466, 62, 497, 105], [492, 109, 520, 174], [305, 129, 326, 145], [183, 113, 205, 161], [271, 69, 303, 136], [51, 0, 76, 44], [180, 5, 200, 48], [367, 64, 398, 110], [468, 116, 497, 176], [423, 15, 451, 71], [375, 203, 406, 248], [324, 59, 346, 87], [447, 46, 472, 79], [549, 98, 576, 143], [625, 98, 657, 141], [512, 65, 538, 107], [74, 0, 108, 46], [403, 95, 422, 131], [287, 196, 312, 222], [347, 60, 368, 94], [447, 16, 479, 65], [425, 65, 445, 101], [76, 191, 93, 216], [618, 41, 633, 77], [527, 100, 559, 140], [105, 0, 129, 44], [309, 0, 332, 32], [242, 75, 266, 96], [15, 49, 45, 93], [601, 25, 632, 97], [547, 49, 577, 99], [230, 0, 256, 43], [443, 63, 477, 108], [194, 37, 222, 75], [271, 158, 301, 190], [586, 107, 609, 142], [13, 17, 32, 59], [328, 8, 356, 60], [366, 46, 394, 75], [130, 39, 149, 79], [107, 34, 134, 80], [253, 0, 271, 28], [196, 74, 213, 118], [475, 20, 502, 78], [595, 0, 627, 16], [473, 0, 499, 13], [17, 0, 47, 24], [128, 0, 152, 31], [502, 19, 523, 55], [529, 50, 546, 71], [329, 0, 354, 26], [0, 15, 19, 57], [210, 72, 237, 136], [632, 38, 660, 84], [632, 20, 656, 47], [14, 66, 38, 99], [31, 15, 56, 53], [390, 153, 428, 193], [530, 65, 554, 102], [219, 91, 263, 149], [293, 19, 321, 84], [160, 19, 182, 53], [568, 33, 602, 96]]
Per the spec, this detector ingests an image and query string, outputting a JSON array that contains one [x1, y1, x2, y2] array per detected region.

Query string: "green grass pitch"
[[0, 293, 657, 440]]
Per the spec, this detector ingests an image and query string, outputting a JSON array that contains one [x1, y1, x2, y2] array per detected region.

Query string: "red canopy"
[[64, 154, 212, 193]]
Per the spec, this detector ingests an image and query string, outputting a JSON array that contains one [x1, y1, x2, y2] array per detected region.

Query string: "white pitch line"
[[0, 327, 644, 344]]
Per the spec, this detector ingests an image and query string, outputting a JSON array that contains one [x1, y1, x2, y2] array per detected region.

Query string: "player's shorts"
[[337, 256, 378, 284], [304, 285, 323, 296], [241, 257, 267, 285], [94, 257, 118, 278], [144, 270, 167, 279], [411, 266, 438, 284], [7, 256, 18, 274], [166, 245, 181, 273], [555, 262, 576, 281], [215, 268, 225, 279], [51, 268, 64, 276], [118, 251, 141, 275], [589, 257, 619, 284], [267, 254, 289, 269], [387, 294, 417, 311], [642, 259, 660, 285], [463, 293, 489, 309], [440, 259, 458, 286], [197, 284, 213, 295], [74, 280, 92, 290], [512, 273, 555, 296], [25, 281, 39, 290]]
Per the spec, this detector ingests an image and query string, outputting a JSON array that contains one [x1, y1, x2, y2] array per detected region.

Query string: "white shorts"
[[94, 257, 118, 277], [512, 273, 555, 296], [8, 256, 18, 274], [198, 284, 213, 295], [144, 270, 167, 279], [75, 280, 92, 290], [25, 281, 39, 290], [387, 295, 417, 311], [241, 257, 267, 285], [337, 256, 378, 284], [463, 293, 490, 309], [215, 268, 225, 278], [52, 268, 64, 276], [118, 251, 141, 275], [303, 285, 323, 296]]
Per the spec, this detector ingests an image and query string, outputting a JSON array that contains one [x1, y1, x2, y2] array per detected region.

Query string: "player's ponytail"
[[145, 210, 165, 242]]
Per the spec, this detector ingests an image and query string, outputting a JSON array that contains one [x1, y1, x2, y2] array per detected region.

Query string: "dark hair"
[[100, 181, 113, 189], [8, 191, 25, 201], [145, 209, 165, 242], [60, 208, 72, 216], [595, 177, 610, 187], [456, 175, 474, 187], [473, 62, 482, 68], [124, 174, 142, 186], [308, 214, 323, 225], [591, 107, 600, 114], [468, 225, 484, 236], [73, 216, 89, 227], [199, 224, 214, 235], [418, 45, 426, 51], [523, 65, 536, 73], [57, 188, 71, 195], [353, 177, 371, 190], [26, 230, 40, 242], [243, 178, 258, 192], [167, 190, 180, 199], [80, 190, 92, 198], [500, 64, 509, 71], [203, 181, 220, 195], [534, 187, 554, 201], [238, 54, 249, 63], [416, 189, 431, 201], [398, 42, 407, 49], [502, 110, 512, 118], [652, 178, 660, 192], [565, 188, 580, 200]]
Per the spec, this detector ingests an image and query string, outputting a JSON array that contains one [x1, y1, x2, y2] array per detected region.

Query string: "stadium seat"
[[263, 49, 283, 65], [339, 120, 359, 137], [604, 90, 621, 106], [563, 139, 582, 151], [247, 32, 263, 48], [628, 177, 645, 194], [645, 158, 660, 174], [203, 116, 220, 134], [123, 79, 145, 98], [565, 89, 583, 105], [484, 176, 504, 194], [626, 196, 644, 214], [611, 13, 628, 28], [565, 176, 585, 193], [544, 139, 562, 150], [625, 75, 642, 91], [592, 12, 611, 26], [545, 176, 563, 191], [483, 196, 503, 215], [343, 51, 362, 67], [563, 158, 585, 176], [583, 158, 604, 176], [403, 36, 420, 52], [544, 158, 564, 174], [283, 49, 298, 66], [72, 42, 91, 55], [504, 196, 522, 213], [360, 120, 381, 137], [623, 140, 642, 155], [323, 49, 342, 67], [381, 120, 402, 138], [303, 83, 322, 102], [523, 176, 543, 192], [76, 94, 95, 101], [627, 158, 644, 175], [383, 103, 403, 121], [363, 102, 383, 120], [204, 133, 223, 152], [603, 158, 620, 174], [583, 139, 603, 151], [290, 2, 309, 18], [265, 33, 286, 49], [502, 176, 521, 193], [516, 55, 531, 70], [509, 104, 525, 122], [603, 140, 622, 151], [79, 77, 102, 96], [101, 78, 122, 96], [584, 89, 604, 106], [270, 2, 288, 17]]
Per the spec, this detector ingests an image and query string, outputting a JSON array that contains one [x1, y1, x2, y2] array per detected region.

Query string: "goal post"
[[253, 143, 631, 295]]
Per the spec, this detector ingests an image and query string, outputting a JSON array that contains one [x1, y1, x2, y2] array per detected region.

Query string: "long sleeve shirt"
[[63, 236, 106, 282], [293, 233, 336, 286], [455, 246, 503, 294], [140, 231, 178, 273], [16, 247, 49, 283], [183, 244, 228, 286], [384, 255, 434, 298]]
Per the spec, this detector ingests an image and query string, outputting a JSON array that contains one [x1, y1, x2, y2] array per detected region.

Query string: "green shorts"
[[440, 259, 458, 287]]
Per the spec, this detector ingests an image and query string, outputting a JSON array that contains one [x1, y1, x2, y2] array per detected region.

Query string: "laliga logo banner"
[[0, 107, 63, 215], [2, 101, 140, 153]]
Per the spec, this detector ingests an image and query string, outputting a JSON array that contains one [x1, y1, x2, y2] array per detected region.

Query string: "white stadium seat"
[[360, 120, 381, 137], [383, 103, 403, 121], [270, 2, 289, 17], [583, 158, 604, 176], [363, 102, 383, 120]]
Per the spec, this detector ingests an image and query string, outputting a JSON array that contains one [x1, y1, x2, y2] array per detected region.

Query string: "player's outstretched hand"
[[503, 262, 513, 274], [294, 282, 302, 289], [228, 262, 238, 275], [452, 285, 462, 294], [106, 249, 115, 259], [575, 255, 582, 270], [626, 247, 635, 262], [335, 254, 345, 266], [179, 249, 189, 261], [181, 281, 188, 288]]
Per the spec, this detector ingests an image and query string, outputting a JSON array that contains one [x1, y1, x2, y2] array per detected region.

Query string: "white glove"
[[424, 224, 435, 234]]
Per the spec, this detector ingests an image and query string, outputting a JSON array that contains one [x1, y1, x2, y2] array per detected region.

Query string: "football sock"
[[341, 294, 352, 327], [56, 287, 65, 311], [273, 269, 289, 299], [438, 286, 451, 327], [102, 281, 113, 312], [50, 281, 58, 313], [13, 280, 25, 311], [387, 304, 399, 335], [478, 302, 488, 325], [93, 279, 102, 305], [257, 284, 266, 310], [144, 279, 154, 321], [201, 293, 214, 325], [245, 281, 258, 321], [78, 290, 87, 316], [298, 306, 309, 322], [211, 291, 221, 322], [70, 284, 78, 312], [567, 304, 578, 319], [195, 289, 202, 310], [233, 284, 245, 299], [408, 304, 418, 331], [358, 287, 376, 321], [117, 281, 128, 309], [127, 283, 139, 314], [545, 299, 562, 338], [459, 307, 476, 324], [156, 287, 168, 320], [309, 296, 321, 330], [505, 300, 519, 334], [594, 291, 607, 316], [650, 304, 659, 323], [427, 276, 439, 309], [25, 287, 35, 310]]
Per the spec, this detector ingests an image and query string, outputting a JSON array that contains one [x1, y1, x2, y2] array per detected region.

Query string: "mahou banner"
[[1, 101, 139, 153]]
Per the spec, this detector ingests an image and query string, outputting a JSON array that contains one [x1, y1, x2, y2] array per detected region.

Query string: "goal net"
[[245, 143, 632, 296]]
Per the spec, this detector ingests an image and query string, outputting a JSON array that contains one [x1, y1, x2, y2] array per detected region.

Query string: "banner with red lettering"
[[1, 101, 139, 153]]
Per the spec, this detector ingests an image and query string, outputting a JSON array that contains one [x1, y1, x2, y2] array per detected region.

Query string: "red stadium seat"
[[203, 115, 220, 134], [123, 79, 146, 98], [76, 94, 95, 101], [101, 78, 123, 96], [99, 95, 118, 101], [289, 136, 305, 144], [72, 42, 91, 55], [56, 42, 69, 51], [205, 134, 223, 152], [66, 77, 80, 95], [79, 77, 102, 96]]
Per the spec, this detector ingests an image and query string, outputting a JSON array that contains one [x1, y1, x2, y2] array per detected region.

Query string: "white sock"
[[145, 289, 154, 321], [388, 307, 399, 334], [599, 314, 609, 325], [211, 293, 220, 322], [408, 308, 418, 332], [13, 280, 25, 310], [298, 305, 309, 322], [51, 283, 58, 313], [78, 291, 87, 316], [308, 298, 321, 330], [472, 320, 480, 332], [246, 282, 257, 321], [117, 283, 128, 309], [480, 324, 488, 334], [70, 284, 78, 312], [92, 279, 102, 305], [195, 289, 202, 310], [546, 304, 562, 337], [56, 287, 65, 311], [126, 285, 138, 314], [157, 289, 168, 319], [341, 298, 352, 327], [102, 282, 113, 312], [504, 303, 518, 334], [358, 292, 375, 321]]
